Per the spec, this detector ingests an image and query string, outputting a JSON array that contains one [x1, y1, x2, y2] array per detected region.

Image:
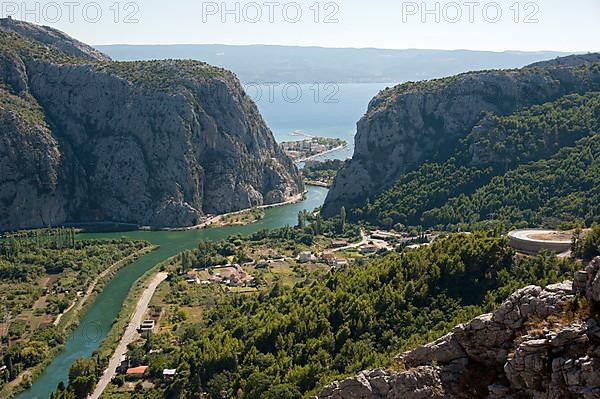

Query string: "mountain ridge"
[[0, 17, 110, 61], [321, 53, 600, 229], [96, 44, 571, 84], [0, 20, 303, 231]]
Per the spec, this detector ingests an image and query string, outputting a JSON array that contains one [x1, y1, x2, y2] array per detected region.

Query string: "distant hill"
[[95, 44, 570, 83]]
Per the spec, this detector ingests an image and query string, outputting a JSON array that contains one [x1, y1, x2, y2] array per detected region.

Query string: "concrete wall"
[[508, 230, 572, 254]]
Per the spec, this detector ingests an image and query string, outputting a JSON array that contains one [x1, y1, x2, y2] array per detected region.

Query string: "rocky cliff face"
[[322, 55, 600, 217], [0, 21, 303, 231], [315, 257, 600, 399]]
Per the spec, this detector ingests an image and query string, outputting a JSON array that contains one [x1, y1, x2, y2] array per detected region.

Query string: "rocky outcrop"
[[0, 21, 303, 231], [321, 54, 600, 217], [0, 94, 67, 229], [315, 257, 600, 398], [526, 53, 600, 69], [317, 368, 450, 399], [0, 17, 110, 61]]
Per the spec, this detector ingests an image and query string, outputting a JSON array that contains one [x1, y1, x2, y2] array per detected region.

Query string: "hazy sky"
[[3, 0, 599, 51]]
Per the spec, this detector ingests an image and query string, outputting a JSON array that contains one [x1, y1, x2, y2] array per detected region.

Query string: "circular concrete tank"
[[508, 229, 572, 254]]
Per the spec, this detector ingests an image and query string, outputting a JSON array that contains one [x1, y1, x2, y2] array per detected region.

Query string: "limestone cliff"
[[315, 257, 600, 398], [0, 20, 303, 231], [321, 54, 600, 217]]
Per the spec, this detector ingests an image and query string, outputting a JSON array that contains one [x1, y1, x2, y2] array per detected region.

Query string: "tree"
[[6, 356, 15, 380], [71, 375, 96, 399], [68, 358, 97, 399], [339, 206, 347, 233], [579, 225, 600, 260], [158, 232, 580, 397], [180, 251, 193, 274], [297, 211, 306, 229], [264, 384, 302, 399]]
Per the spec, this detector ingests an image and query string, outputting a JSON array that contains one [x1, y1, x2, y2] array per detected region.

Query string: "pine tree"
[[340, 206, 347, 233], [297, 211, 306, 229]]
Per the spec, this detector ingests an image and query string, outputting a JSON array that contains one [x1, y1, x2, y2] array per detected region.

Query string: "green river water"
[[18, 186, 328, 399]]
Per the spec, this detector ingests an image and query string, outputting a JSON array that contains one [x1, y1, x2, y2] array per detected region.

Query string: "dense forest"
[[350, 93, 600, 231], [56, 232, 584, 399]]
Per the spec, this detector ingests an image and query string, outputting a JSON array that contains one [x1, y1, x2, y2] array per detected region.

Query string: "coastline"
[[4, 191, 311, 236]]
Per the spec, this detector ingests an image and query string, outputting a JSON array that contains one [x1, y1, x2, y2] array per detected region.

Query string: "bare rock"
[[396, 333, 467, 368], [0, 21, 303, 230], [316, 367, 452, 399], [317, 261, 600, 399], [586, 258, 600, 302]]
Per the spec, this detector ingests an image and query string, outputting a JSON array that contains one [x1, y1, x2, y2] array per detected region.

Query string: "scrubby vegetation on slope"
[[353, 93, 600, 231], [62, 232, 581, 399]]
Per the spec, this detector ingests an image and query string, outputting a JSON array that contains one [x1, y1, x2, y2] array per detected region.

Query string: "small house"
[[331, 240, 348, 248], [186, 271, 201, 284], [217, 267, 238, 280], [359, 245, 378, 254], [139, 320, 155, 332], [163, 369, 177, 380], [126, 366, 148, 379], [321, 251, 336, 264]]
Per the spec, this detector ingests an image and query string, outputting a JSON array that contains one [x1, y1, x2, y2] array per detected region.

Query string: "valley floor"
[[91, 272, 169, 399]]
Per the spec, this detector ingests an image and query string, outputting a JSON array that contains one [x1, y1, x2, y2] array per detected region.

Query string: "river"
[[19, 81, 390, 398], [19, 186, 328, 399]]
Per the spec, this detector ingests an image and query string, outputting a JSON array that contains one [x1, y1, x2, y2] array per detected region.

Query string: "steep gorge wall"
[[0, 23, 303, 231], [322, 60, 600, 217]]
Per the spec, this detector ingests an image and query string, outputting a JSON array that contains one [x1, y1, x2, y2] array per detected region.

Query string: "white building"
[[298, 251, 317, 262]]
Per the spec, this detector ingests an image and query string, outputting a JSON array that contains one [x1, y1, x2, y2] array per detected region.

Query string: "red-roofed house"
[[126, 366, 148, 378]]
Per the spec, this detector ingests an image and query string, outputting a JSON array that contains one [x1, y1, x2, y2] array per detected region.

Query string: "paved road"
[[164, 191, 306, 231], [332, 229, 369, 252], [90, 271, 168, 399]]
